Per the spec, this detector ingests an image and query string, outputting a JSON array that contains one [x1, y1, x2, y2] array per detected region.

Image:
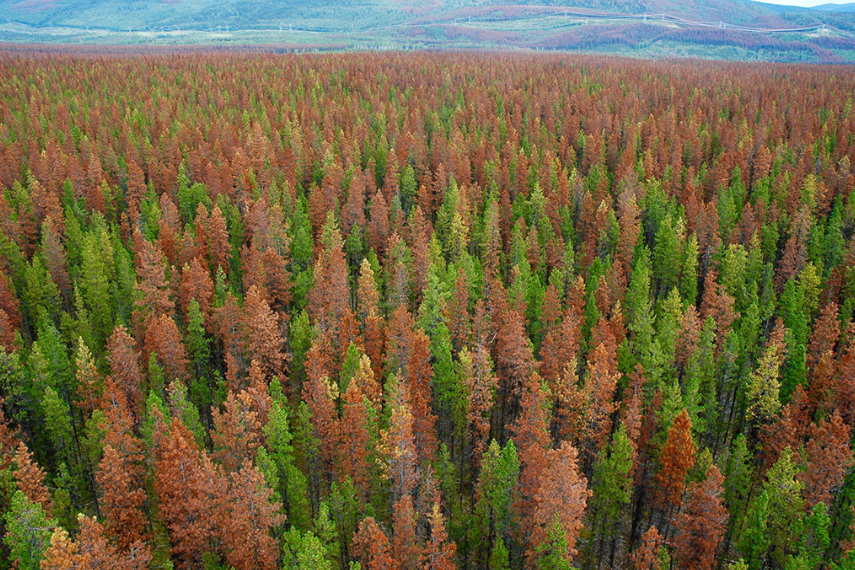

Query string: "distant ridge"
[[815, 3, 855, 12], [0, 0, 854, 62]]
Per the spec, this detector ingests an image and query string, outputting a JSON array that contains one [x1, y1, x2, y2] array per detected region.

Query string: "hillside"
[[815, 3, 855, 12], [1, 0, 854, 62]]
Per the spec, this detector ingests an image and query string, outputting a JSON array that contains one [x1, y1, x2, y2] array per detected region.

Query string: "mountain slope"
[[0, 0, 409, 32], [1, 0, 854, 62], [1, 0, 851, 31], [815, 3, 855, 12]]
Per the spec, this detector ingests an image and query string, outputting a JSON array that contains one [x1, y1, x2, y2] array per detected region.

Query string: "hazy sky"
[[760, 0, 848, 5]]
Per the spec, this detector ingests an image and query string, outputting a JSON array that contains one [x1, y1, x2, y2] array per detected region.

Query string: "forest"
[[0, 50, 853, 570]]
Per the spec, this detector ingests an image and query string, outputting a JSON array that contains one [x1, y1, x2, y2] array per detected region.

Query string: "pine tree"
[[630, 526, 665, 570], [145, 313, 190, 383], [461, 344, 498, 466], [738, 489, 770, 570], [530, 441, 590, 567], [839, 329, 855, 424], [656, 409, 696, 514], [368, 189, 391, 256], [422, 497, 457, 570], [384, 381, 419, 503], [357, 257, 380, 323], [450, 267, 472, 351], [302, 353, 340, 484], [307, 213, 356, 356], [745, 319, 785, 430], [154, 418, 223, 568], [106, 325, 145, 420], [589, 422, 634, 563], [206, 203, 231, 274], [583, 342, 620, 461], [762, 447, 805, 566], [134, 231, 174, 321], [186, 297, 211, 381], [357, 260, 386, 381], [681, 317, 716, 437], [471, 440, 520, 568], [352, 517, 398, 570], [511, 373, 551, 536], [42, 514, 151, 570], [220, 460, 284, 570], [490, 536, 511, 570], [167, 379, 208, 449], [342, 171, 367, 237], [242, 285, 286, 380], [211, 388, 263, 473], [673, 464, 728, 570], [39, 527, 79, 570], [13, 441, 52, 516], [392, 494, 422, 569], [337, 380, 373, 499], [787, 502, 831, 570], [352, 353, 382, 411], [39, 387, 75, 494], [494, 306, 537, 417], [807, 301, 839, 372], [178, 256, 214, 326], [535, 518, 573, 570], [3, 490, 56, 570], [386, 306, 438, 465], [723, 434, 753, 549], [801, 410, 853, 507], [262, 390, 312, 531], [540, 304, 582, 391], [74, 336, 102, 414], [96, 401, 148, 551], [282, 527, 334, 570], [761, 385, 810, 469]]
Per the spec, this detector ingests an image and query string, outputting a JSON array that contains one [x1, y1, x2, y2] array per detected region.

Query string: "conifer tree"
[[656, 409, 696, 516], [384, 381, 419, 503], [338, 380, 373, 499], [471, 440, 520, 568], [392, 494, 422, 570], [353, 517, 398, 570], [761, 447, 805, 566], [145, 313, 190, 383], [154, 418, 222, 568], [41, 514, 151, 570], [584, 342, 620, 461], [134, 232, 173, 321], [589, 422, 634, 564], [242, 285, 286, 380], [738, 489, 770, 570], [511, 373, 551, 536], [221, 460, 284, 570], [801, 410, 853, 508], [630, 526, 664, 570], [96, 400, 148, 550], [745, 319, 786, 430], [530, 442, 590, 567], [106, 325, 145, 419], [673, 464, 727, 570], [4, 490, 56, 570], [13, 442, 52, 516], [212, 388, 263, 473], [422, 497, 457, 570], [206, 203, 231, 274], [262, 388, 312, 531]]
